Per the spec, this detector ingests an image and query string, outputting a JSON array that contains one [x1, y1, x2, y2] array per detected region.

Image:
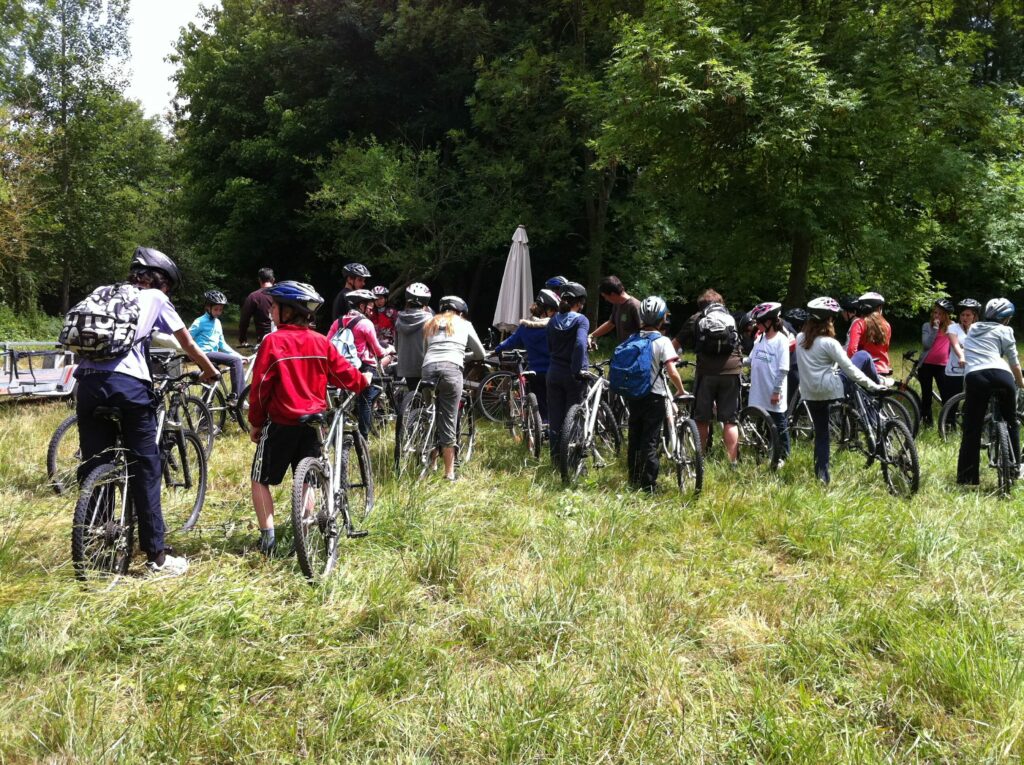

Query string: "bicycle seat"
[[419, 380, 437, 390], [298, 412, 327, 425], [92, 406, 122, 422]]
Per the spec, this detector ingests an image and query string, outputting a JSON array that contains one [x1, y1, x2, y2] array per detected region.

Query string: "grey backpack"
[[59, 283, 142, 360]]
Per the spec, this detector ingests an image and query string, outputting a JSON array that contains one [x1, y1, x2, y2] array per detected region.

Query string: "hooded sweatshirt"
[[495, 317, 551, 373], [395, 308, 431, 378], [547, 311, 590, 377], [964, 322, 1020, 375], [795, 334, 885, 401]]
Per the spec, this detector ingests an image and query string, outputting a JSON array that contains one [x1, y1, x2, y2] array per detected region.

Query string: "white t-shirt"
[[945, 323, 966, 377], [642, 331, 679, 397], [749, 332, 790, 413]]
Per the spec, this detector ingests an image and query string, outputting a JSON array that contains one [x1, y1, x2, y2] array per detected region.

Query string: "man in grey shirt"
[[589, 275, 642, 345]]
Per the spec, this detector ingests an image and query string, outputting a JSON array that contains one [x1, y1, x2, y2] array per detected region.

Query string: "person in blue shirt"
[[190, 290, 247, 399], [493, 289, 558, 422], [546, 282, 590, 464]]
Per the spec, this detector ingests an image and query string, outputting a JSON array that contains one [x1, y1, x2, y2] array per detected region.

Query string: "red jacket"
[[847, 316, 892, 374], [248, 324, 368, 428]]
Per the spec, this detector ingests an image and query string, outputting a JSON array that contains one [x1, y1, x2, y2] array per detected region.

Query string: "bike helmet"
[[783, 307, 808, 329], [405, 282, 431, 304], [737, 311, 755, 331], [342, 262, 371, 279], [535, 289, 559, 311], [438, 295, 469, 315], [544, 275, 568, 291], [344, 289, 376, 310], [857, 291, 885, 311], [934, 297, 955, 314], [957, 297, 982, 313], [984, 297, 1015, 322], [751, 301, 783, 324], [839, 295, 860, 313], [806, 296, 841, 320], [372, 285, 389, 297], [639, 295, 668, 326], [203, 290, 228, 306], [130, 247, 182, 290], [266, 280, 324, 317], [561, 282, 587, 301]]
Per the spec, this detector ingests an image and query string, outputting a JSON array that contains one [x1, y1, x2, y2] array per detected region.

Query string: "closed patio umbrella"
[[492, 225, 534, 334]]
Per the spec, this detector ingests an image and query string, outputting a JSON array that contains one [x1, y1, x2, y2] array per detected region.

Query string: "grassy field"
[[1, 371, 1023, 763]]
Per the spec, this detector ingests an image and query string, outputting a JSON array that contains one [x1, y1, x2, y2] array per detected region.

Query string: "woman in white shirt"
[[748, 302, 791, 464]]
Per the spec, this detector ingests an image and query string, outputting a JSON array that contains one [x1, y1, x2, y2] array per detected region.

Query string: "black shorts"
[[251, 422, 322, 485], [694, 373, 741, 424]]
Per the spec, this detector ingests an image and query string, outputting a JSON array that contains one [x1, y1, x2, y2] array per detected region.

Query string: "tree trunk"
[[583, 158, 617, 324], [61, 260, 72, 314], [784, 231, 812, 308]]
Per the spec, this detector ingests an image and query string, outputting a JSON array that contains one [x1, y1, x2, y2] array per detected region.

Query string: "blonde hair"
[[801, 316, 835, 350], [864, 312, 890, 346], [425, 311, 459, 339]]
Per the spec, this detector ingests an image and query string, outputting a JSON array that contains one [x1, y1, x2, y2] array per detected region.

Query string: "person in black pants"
[[546, 283, 589, 463], [956, 298, 1024, 484], [625, 297, 687, 491]]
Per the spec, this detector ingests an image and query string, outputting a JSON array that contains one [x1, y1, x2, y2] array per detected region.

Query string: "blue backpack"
[[609, 331, 660, 400]]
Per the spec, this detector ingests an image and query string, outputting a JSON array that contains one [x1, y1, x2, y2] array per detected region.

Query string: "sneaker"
[[774, 459, 786, 470], [226, 393, 238, 404], [145, 553, 189, 577]]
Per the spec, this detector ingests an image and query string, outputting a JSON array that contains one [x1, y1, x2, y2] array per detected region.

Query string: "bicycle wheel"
[[993, 421, 1016, 498], [677, 417, 704, 497], [456, 395, 476, 466], [201, 383, 229, 433], [182, 395, 216, 457], [938, 392, 966, 441], [396, 390, 430, 476], [524, 392, 544, 460], [291, 457, 339, 581], [235, 384, 251, 433], [46, 414, 80, 495], [879, 418, 920, 497], [879, 390, 918, 438], [71, 462, 134, 581], [897, 384, 924, 426], [508, 385, 525, 444], [560, 404, 589, 485], [342, 432, 375, 520], [478, 371, 514, 423], [788, 397, 814, 441], [592, 401, 622, 468], [160, 430, 207, 532], [738, 406, 781, 468]]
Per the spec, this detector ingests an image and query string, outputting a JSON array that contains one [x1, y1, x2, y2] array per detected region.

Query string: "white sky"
[[125, 0, 220, 120]]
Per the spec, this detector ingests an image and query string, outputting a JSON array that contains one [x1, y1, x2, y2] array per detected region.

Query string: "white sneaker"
[[145, 553, 189, 578]]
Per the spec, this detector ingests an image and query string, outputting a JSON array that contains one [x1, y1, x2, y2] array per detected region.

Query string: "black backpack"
[[694, 303, 739, 356]]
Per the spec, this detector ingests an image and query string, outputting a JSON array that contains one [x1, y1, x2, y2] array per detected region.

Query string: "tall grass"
[[1, 381, 1023, 763]]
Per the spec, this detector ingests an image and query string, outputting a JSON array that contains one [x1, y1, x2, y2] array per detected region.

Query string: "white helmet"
[[639, 295, 668, 326], [405, 282, 431, 306], [806, 296, 841, 320]]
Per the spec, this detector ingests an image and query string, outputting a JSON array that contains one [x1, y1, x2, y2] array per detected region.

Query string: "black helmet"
[[130, 247, 182, 290], [439, 295, 469, 315], [344, 289, 376, 310], [204, 290, 227, 306], [783, 307, 808, 329], [934, 298, 955, 314], [535, 289, 559, 311], [342, 262, 371, 279], [839, 295, 860, 313], [265, 280, 324, 317], [561, 282, 587, 301]]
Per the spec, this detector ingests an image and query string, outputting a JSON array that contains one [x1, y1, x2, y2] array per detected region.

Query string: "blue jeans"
[[807, 399, 833, 483], [356, 368, 380, 438], [547, 371, 585, 460], [76, 371, 166, 558]]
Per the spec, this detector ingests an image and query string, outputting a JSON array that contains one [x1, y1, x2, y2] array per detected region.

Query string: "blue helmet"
[[984, 298, 1015, 322], [545, 275, 568, 291], [266, 280, 324, 317]]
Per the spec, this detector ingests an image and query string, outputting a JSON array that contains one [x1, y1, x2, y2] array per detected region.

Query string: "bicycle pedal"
[[347, 529, 369, 539]]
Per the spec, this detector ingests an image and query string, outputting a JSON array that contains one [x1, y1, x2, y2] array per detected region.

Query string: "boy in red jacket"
[[248, 281, 369, 555]]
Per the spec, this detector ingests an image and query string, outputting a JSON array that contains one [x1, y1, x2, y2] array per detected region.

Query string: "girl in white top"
[[747, 302, 791, 462], [946, 298, 980, 383]]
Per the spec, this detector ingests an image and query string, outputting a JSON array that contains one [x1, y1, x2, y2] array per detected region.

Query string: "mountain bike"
[[395, 381, 476, 478], [834, 385, 920, 496], [733, 366, 785, 469], [290, 387, 372, 582], [939, 387, 1024, 442], [70, 370, 208, 581], [485, 350, 543, 459], [658, 364, 703, 496], [560, 362, 623, 486], [981, 395, 1019, 497], [188, 344, 258, 436]]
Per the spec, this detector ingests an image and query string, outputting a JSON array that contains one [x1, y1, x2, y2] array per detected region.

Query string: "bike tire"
[[938, 392, 966, 442], [160, 430, 207, 532], [738, 406, 781, 469], [47, 413, 80, 495], [508, 386, 525, 444], [456, 395, 476, 467], [71, 462, 134, 581], [559, 404, 588, 486], [183, 395, 216, 457], [396, 390, 428, 476], [788, 396, 814, 441], [291, 457, 338, 581], [478, 371, 514, 423], [677, 417, 704, 497], [879, 418, 920, 497], [342, 431, 375, 520], [235, 384, 251, 433], [593, 401, 622, 468], [994, 421, 1016, 498], [879, 390, 919, 438], [525, 392, 544, 460]]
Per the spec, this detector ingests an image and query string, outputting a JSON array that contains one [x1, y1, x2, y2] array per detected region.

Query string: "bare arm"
[[589, 320, 615, 341], [665, 361, 686, 396]]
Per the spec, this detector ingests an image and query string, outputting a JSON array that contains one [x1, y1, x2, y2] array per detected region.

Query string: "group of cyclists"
[[62, 247, 1024, 579]]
